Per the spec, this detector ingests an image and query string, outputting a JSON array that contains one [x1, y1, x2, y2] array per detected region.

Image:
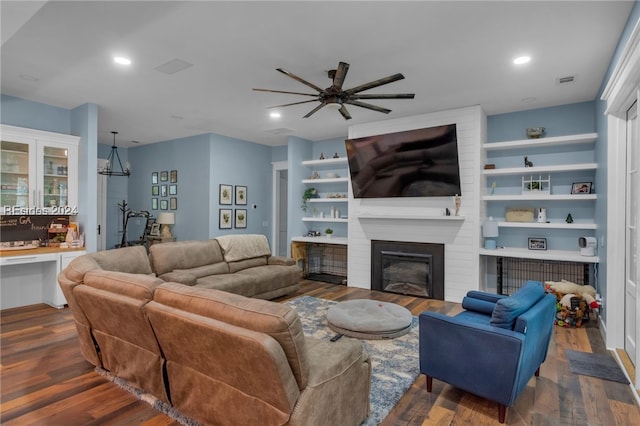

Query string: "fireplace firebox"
[[371, 240, 444, 300]]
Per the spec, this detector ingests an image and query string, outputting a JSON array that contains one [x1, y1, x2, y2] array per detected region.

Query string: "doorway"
[[96, 159, 108, 251], [272, 161, 288, 257], [625, 101, 638, 373]]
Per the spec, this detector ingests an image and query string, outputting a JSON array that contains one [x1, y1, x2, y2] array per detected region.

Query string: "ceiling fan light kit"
[[253, 61, 415, 120]]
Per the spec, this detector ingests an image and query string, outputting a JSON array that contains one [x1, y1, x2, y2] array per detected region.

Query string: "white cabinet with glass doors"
[[1, 125, 79, 213]]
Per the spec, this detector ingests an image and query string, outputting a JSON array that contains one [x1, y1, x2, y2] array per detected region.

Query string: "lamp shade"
[[482, 217, 499, 238], [157, 212, 175, 225]]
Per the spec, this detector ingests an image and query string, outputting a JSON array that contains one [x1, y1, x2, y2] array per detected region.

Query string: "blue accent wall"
[[1, 94, 71, 134]]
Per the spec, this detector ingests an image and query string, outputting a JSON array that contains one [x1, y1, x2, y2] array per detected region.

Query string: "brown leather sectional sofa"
[[58, 235, 372, 425]]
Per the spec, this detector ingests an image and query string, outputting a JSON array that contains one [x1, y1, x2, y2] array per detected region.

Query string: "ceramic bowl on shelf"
[[526, 127, 545, 139], [326, 172, 339, 178]]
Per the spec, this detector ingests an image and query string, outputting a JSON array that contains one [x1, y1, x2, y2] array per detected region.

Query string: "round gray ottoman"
[[326, 299, 413, 340]]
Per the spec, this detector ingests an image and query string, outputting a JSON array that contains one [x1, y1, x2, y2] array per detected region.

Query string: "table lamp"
[[157, 212, 175, 238], [482, 217, 499, 249]]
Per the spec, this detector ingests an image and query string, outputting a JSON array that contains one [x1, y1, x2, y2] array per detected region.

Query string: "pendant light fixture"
[[99, 131, 130, 177]]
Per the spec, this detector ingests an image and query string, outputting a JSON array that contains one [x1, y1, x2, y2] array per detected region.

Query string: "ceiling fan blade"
[[344, 73, 405, 95], [332, 62, 349, 89], [267, 99, 319, 108], [350, 93, 415, 100], [344, 100, 392, 114], [303, 103, 326, 118], [338, 105, 352, 120], [277, 68, 325, 93], [253, 88, 318, 97]]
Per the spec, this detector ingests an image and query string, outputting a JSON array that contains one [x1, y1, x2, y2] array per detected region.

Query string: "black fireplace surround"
[[371, 240, 445, 300]]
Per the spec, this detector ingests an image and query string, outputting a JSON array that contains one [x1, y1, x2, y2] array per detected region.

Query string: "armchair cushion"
[[490, 281, 545, 330]]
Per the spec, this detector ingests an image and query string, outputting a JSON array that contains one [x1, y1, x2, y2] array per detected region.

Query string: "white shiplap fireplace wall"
[[346, 105, 486, 302]]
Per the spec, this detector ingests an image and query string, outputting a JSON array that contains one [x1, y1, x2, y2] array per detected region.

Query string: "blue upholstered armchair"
[[419, 280, 556, 423]]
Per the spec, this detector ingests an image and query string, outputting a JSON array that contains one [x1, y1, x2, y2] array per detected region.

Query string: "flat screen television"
[[345, 124, 461, 198]]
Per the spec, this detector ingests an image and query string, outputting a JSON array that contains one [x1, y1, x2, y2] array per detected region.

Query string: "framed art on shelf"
[[219, 209, 232, 229], [170, 170, 178, 183], [149, 223, 161, 236], [571, 182, 592, 194], [235, 209, 247, 229], [528, 237, 547, 250], [219, 184, 232, 205], [235, 185, 247, 205]]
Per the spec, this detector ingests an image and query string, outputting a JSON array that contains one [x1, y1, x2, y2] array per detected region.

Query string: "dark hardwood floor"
[[2, 280, 639, 425]]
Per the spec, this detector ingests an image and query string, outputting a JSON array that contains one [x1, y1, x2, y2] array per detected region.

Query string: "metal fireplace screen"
[[497, 257, 592, 295], [381, 251, 432, 297]]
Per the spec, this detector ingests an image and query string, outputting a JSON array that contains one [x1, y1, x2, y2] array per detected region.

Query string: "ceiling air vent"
[[557, 75, 576, 85]]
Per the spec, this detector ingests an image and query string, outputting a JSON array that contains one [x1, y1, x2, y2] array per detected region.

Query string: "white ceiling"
[[1, 1, 634, 147]]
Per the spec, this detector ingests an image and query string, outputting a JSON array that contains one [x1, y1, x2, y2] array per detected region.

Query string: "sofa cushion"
[[150, 240, 224, 276], [65, 246, 152, 282], [195, 274, 257, 297], [236, 264, 301, 295], [228, 256, 268, 273], [174, 262, 229, 278], [461, 296, 496, 315], [84, 270, 164, 300], [490, 280, 545, 330], [216, 234, 271, 262], [153, 283, 309, 389], [158, 271, 198, 286]]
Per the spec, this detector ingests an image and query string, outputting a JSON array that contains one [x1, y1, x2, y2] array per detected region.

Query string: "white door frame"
[[96, 159, 108, 251], [271, 161, 288, 256], [601, 19, 640, 389]]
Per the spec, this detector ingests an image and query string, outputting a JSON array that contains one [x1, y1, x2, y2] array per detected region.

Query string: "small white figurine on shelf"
[[454, 194, 461, 216]]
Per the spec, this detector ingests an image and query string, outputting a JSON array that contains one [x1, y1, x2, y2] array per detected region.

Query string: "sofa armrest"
[[419, 311, 525, 406], [268, 256, 296, 266], [158, 271, 198, 286]]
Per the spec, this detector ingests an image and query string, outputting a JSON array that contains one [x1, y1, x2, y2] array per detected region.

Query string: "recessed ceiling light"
[[114, 56, 132, 65], [513, 56, 531, 65], [270, 112, 281, 119]]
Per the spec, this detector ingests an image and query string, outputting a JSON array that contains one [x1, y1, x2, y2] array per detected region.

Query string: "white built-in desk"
[[0, 247, 86, 309]]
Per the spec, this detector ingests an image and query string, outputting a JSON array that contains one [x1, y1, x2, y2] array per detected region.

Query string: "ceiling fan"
[[253, 61, 415, 120]]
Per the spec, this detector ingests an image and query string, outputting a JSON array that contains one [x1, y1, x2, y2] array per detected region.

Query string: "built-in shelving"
[[481, 132, 599, 263], [480, 247, 599, 263], [482, 133, 597, 151], [302, 177, 348, 184], [483, 194, 598, 201], [357, 214, 465, 221], [307, 198, 348, 203], [483, 163, 598, 176], [302, 157, 348, 167], [302, 217, 348, 223]]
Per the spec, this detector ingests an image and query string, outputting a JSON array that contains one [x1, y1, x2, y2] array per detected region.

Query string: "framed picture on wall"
[[235, 185, 247, 205], [170, 170, 178, 183], [151, 198, 158, 210], [219, 209, 232, 229], [152, 172, 158, 184], [235, 209, 247, 229], [170, 197, 177, 210], [160, 171, 169, 182], [152, 185, 159, 196], [160, 199, 168, 210], [219, 184, 232, 205], [169, 184, 177, 195], [161, 185, 167, 197]]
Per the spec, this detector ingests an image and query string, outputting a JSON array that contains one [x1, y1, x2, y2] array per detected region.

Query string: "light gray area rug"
[[97, 296, 419, 425]]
